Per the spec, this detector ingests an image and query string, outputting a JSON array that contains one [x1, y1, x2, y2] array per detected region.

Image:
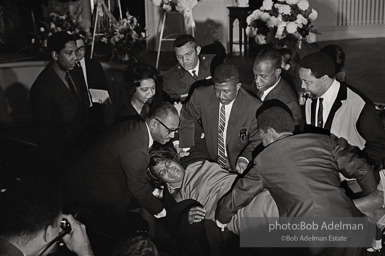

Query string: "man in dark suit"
[[70, 34, 110, 135], [64, 102, 179, 221], [163, 34, 214, 103], [253, 47, 302, 130], [29, 32, 89, 172], [299, 52, 385, 168], [179, 63, 262, 174], [215, 102, 376, 256]]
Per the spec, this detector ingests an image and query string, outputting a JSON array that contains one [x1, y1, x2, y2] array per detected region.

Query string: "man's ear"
[[236, 82, 242, 91], [149, 118, 157, 129], [52, 51, 59, 61], [275, 68, 282, 76], [44, 224, 56, 243], [267, 127, 277, 141], [195, 45, 201, 55]]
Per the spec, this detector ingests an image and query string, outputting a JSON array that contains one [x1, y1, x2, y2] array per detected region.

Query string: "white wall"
[[145, 0, 385, 51]]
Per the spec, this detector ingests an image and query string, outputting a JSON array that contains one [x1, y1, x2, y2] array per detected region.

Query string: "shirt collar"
[[262, 77, 281, 101], [320, 79, 340, 105], [145, 122, 154, 148], [188, 59, 200, 76]]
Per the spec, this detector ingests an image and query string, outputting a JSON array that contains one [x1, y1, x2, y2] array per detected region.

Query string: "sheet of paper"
[[89, 89, 111, 104]]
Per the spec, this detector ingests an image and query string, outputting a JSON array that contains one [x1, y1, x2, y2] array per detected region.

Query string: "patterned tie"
[[218, 104, 227, 168], [65, 71, 78, 98], [317, 98, 324, 128], [192, 70, 198, 80]]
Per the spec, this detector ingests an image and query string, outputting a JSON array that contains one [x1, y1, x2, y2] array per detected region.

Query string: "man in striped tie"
[[180, 63, 262, 173]]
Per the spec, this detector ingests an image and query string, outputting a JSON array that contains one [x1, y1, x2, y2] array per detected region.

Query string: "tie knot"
[[319, 97, 323, 102]]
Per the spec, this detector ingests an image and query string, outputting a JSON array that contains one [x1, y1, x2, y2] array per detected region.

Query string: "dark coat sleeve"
[[215, 163, 265, 223], [356, 103, 385, 166], [120, 149, 164, 215], [333, 140, 377, 196]]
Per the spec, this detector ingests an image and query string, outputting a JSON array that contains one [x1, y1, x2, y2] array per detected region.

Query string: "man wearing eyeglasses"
[[29, 32, 90, 174], [70, 33, 110, 136], [63, 102, 180, 234], [0, 178, 94, 256]]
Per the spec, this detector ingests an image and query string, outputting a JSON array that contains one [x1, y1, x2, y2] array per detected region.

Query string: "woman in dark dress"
[[115, 62, 162, 123]]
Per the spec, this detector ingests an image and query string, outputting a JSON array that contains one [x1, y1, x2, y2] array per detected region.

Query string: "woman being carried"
[[148, 145, 278, 235]]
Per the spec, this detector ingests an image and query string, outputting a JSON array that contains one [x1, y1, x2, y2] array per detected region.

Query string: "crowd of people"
[[2, 30, 385, 256]]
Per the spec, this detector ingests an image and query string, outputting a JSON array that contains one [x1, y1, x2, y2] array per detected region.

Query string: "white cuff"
[[154, 208, 167, 218]]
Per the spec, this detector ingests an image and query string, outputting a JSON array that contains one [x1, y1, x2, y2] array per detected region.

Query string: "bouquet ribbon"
[[183, 7, 195, 34], [275, 22, 286, 40]]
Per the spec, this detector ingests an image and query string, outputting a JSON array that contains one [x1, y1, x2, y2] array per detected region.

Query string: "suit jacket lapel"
[[227, 90, 244, 143], [264, 80, 283, 101], [207, 94, 219, 153], [311, 99, 317, 126], [324, 83, 346, 130], [50, 65, 78, 101]]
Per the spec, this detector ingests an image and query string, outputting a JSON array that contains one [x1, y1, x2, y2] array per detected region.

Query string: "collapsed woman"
[[147, 144, 279, 235]]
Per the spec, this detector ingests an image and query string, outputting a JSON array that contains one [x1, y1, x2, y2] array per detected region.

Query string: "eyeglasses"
[[155, 118, 179, 135], [76, 46, 85, 53]]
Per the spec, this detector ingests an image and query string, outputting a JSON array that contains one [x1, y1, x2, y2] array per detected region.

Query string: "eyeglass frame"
[[76, 46, 86, 53], [154, 118, 179, 135]]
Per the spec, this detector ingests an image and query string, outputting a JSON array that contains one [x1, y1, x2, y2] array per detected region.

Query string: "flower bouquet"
[[31, 12, 83, 55], [246, 0, 318, 47], [150, 0, 201, 14], [102, 12, 145, 61]]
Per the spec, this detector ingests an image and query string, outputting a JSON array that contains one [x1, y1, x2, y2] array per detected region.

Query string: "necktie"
[[317, 98, 324, 128], [65, 71, 78, 98], [192, 70, 198, 80], [218, 104, 227, 168]]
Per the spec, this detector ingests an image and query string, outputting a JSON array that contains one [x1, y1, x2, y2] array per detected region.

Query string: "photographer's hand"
[[62, 214, 94, 256]]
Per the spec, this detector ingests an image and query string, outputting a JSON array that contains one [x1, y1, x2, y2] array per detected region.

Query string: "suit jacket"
[[305, 82, 385, 166], [180, 86, 262, 172], [70, 57, 110, 133], [163, 54, 214, 102], [263, 78, 302, 127], [29, 64, 88, 159], [216, 134, 377, 223], [65, 119, 164, 216]]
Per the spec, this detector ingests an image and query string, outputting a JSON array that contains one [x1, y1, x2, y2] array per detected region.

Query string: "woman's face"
[[150, 159, 184, 183], [133, 78, 156, 104]]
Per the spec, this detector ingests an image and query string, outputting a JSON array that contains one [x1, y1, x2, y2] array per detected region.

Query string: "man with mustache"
[[29, 31, 89, 173], [63, 102, 180, 226], [299, 52, 385, 169]]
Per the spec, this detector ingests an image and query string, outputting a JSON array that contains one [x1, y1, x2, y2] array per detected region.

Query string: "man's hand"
[[215, 220, 228, 231], [188, 206, 206, 224], [62, 214, 94, 256], [236, 157, 249, 174], [174, 143, 191, 158]]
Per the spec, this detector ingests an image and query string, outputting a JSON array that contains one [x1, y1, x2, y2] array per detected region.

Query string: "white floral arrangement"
[[246, 0, 318, 46], [150, 0, 201, 13]]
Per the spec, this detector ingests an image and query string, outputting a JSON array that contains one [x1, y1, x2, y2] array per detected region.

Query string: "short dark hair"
[[299, 52, 336, 78], [124, 62, 160, 98], [279, 48, 300, 68], [254, 47, 282, 70], [256, 100, 295, 133], [111, 236, 159, 256], [47, 31, 76, 54], [0, 178, 62, 239], [173, 34, 197, 48], [213, 63, 239, 85], [147, 102, 178, 121], [148, 145, 179, 188], [320, 44, 346, 73]]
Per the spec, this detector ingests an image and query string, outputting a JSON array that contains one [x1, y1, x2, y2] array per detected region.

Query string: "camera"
[[60, 219, 72, 235]]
